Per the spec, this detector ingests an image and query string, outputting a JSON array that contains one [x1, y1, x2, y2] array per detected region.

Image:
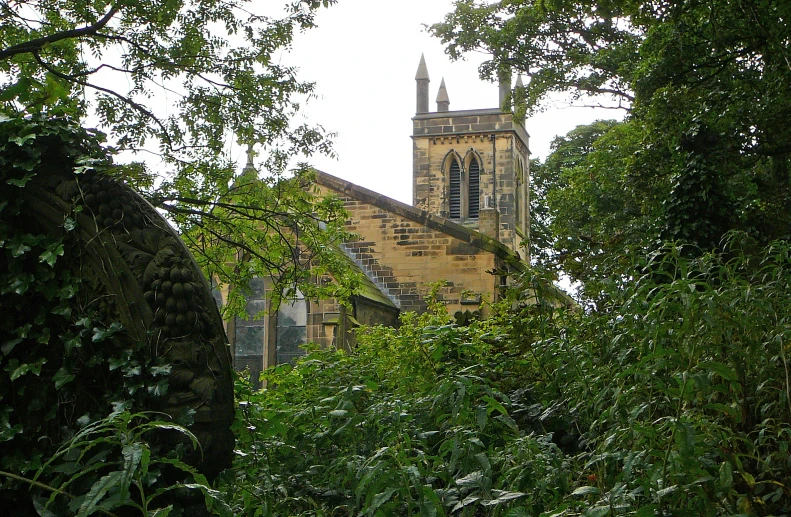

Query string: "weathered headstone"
[[0, 121, 234, 511]]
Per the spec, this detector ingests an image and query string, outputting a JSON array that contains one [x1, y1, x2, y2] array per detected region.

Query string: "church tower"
[[412, 55, 530, 261]]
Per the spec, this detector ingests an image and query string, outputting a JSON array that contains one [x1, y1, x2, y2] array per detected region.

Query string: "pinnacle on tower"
[[241, 143, 256, 176], [436, 78, 450, 112], [415, 53, 430, 114], [415, 54, 430, 81], [498, 66, 512, 110], [515, 75, 524, 89]]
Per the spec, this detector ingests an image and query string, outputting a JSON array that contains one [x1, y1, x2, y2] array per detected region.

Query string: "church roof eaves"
[[313, 170, 525, 270]]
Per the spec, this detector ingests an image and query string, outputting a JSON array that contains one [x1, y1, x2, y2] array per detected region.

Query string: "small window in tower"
[[468, 158, 480, 219], [449, 159, 461, 219]]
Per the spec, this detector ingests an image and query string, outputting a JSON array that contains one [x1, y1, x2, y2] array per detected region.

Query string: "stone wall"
[[411, 108, 530, 261], [315, 172, 521, 316]]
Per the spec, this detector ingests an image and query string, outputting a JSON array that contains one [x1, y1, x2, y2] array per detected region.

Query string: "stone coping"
[[411, 108, 530, 147], [412, 108, 505, 120]]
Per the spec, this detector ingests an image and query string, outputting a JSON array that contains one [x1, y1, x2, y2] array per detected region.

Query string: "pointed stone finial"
[[415, 54, 430, 80], [436, 78, 450, 112], [515, 75, 524, 89], [242, 143, 256, 175], [415, 53, 430, 114], [498, 66, 511, 110]]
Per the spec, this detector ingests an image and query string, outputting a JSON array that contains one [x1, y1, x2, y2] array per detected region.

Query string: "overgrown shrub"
[[220, 236, 791, 516]]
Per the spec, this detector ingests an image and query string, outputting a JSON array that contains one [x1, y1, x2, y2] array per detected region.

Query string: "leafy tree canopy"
[[434, 0, 791, 294], [0, 0, 358, 312]]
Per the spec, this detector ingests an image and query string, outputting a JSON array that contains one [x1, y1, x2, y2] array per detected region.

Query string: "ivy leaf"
[[149, 365, 172, 377], [7, 173, 36, 187], [1, 337, 22, 356], [52, 367, 75, 389], [9, 241, 31, 257], [39, 243, 64, 266], [92, 322, 123, 342], [5, 357, 47, 381]]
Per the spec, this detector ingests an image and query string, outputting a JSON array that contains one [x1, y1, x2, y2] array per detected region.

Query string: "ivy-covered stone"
[[0, 117, 234, 513]]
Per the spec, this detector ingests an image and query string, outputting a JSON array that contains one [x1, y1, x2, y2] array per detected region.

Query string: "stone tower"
[[411, 56, 530, 261]]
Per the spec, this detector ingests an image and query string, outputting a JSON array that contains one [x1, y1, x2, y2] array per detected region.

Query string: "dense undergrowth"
[[217, 236, 791, 516], [5, 234, 791, 515]]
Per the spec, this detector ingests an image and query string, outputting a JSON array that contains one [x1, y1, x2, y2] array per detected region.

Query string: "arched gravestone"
[[0, 124, 234, 486]]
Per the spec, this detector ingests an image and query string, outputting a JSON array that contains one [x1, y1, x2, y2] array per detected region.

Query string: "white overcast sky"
[[269, 0, 625, 204]]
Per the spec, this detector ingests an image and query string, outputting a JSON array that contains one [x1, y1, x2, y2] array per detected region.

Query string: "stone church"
[[230, 56, 531, 382]]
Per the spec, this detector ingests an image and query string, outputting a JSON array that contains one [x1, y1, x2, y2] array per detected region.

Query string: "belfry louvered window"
[[468, 158, 480, 219], [449, 158, 461, 219]]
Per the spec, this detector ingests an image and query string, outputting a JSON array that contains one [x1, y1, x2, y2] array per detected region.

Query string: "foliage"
[[433, 0, 791, 287], [529, 119, 667, 300], [0, 0, 334, 161], [0, 116, 223, 514], [0, 0, 357, 308], [217, 235, 791, 516], [1, 410, 229, 517], [219, 293, 566, 516]]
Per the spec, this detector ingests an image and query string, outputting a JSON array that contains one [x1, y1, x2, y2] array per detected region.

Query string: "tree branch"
[[0, 6, 119, 59], [32, 52, 173, 150]]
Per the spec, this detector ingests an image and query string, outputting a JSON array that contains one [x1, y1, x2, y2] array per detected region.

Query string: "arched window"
[[234, 277, 268, 387], [276, 289, 308, 365], [448, 158, 461, 220], [468, 157, 480, 219]]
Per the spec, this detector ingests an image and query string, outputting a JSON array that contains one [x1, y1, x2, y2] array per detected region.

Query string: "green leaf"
[[455, 471, 483, 487], [52, 367, 75, 388], [39, 243, 64, 266], [654, 485, 677, 499], [368, 487, 397, 515], [92, 322, 123, 342], [7, 173, 37, 187], [0, 77, 32, 101], [77, 470, 123, 516], [6, 357, 47, 380], [571, 486, 600, 497], [718, 461, 733, 490], [119, 443, 144, 503], [1, 337, 22, 356], [586, 506, 610, 517], [635, 505, 658, 517], [699, 361, 738, 381], [481, 490, 526, 506], [148, 507, 173, 517], [9, 133, 36, 147], [9, 241, 31, 257]]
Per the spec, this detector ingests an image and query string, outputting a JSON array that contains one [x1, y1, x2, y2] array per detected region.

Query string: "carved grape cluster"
[[145, 265, 200, 338], [79, 176, 145, 229]]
